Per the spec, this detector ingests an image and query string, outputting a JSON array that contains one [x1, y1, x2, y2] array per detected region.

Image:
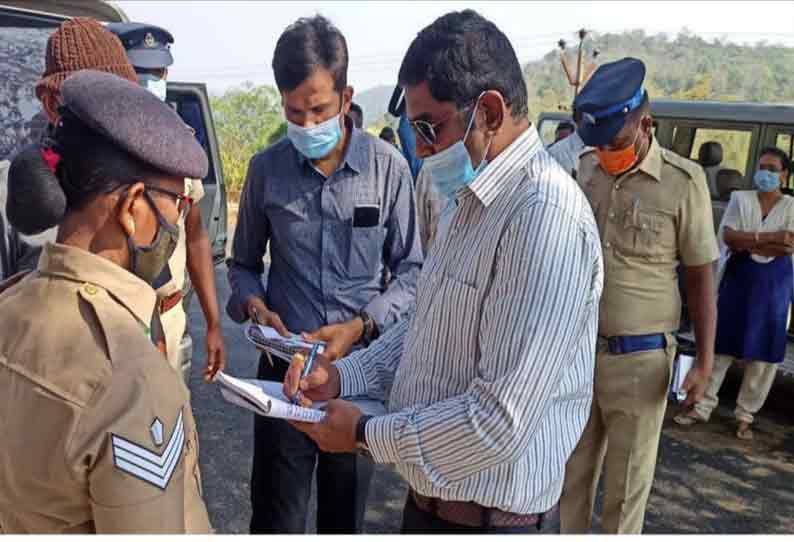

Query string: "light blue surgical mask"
[[422, 93, 492, 200], [287, 111, 343, 160], [138, 74, 167, 102], [754, 169, 782, 193]]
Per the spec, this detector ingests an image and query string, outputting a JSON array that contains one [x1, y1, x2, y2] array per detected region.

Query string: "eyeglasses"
[[409, 102, 475, 146], [146, 185, 194, 221]]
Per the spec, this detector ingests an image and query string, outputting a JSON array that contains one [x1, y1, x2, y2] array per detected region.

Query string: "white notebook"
[[669, 354, 694, 403], [215, 372, 387, 423]]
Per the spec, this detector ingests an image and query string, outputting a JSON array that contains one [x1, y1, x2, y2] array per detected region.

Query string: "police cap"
[[106, 22, 174, 70], [60, 69, 207, 179], [573, 57, 647, 147]]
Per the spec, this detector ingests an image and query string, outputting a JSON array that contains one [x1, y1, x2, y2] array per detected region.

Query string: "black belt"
[[602, 333, 667, 355]]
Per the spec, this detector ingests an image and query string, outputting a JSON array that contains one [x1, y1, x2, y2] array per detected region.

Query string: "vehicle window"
[[0, 26, 52, 159], [774, 132, 794, 189], [689, 128, 752, 176], [169, 93, 216, 185], [538, 119, 563, 147]]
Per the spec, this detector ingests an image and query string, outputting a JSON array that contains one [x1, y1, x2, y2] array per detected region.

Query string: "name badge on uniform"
[[111, 408, 185, 489]]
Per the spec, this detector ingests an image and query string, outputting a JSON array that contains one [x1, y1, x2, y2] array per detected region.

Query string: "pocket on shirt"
[[621, 209, 671, 260], [348, 225, 386, 279]]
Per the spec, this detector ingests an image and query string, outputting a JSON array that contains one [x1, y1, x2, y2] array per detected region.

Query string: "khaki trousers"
[[160, 302, 188, 372], [560, 336, 676, 534], [694, 354, 777, 424]]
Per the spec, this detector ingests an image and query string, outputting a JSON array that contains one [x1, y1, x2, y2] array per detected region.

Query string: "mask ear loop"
[[142, 189, 180, 236], [463, 91, 491, 169]]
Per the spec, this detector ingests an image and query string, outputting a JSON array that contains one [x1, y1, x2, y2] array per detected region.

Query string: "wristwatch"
[[359, 310, 379, 346], [355, 414, 373, 459]]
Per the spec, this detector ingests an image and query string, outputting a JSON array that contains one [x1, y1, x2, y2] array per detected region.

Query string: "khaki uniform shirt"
[[0, 244, 210, 533], [156, 178, 205, 298], [578, 138, 719, 337]]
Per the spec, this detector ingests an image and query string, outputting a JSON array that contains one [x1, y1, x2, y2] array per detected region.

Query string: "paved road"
[[186, 265, 794, 534]]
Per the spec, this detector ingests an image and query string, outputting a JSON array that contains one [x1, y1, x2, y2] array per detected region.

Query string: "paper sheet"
[[216, 372, 326, 423], [216, 372, 388, 421]]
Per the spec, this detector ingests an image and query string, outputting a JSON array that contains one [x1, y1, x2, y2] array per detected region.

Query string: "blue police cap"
[[573, 57, 647, 147], [106, 22, 174, 70], [60, 70, 207, 179]]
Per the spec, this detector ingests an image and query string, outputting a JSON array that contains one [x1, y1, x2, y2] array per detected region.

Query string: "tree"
[[210, 82, 284, 198]]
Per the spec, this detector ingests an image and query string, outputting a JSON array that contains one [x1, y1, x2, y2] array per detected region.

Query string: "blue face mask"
[[287, 110, 343, 160], [423, 94, 492, 200], [138, 74, 167, 102], [754, 169, 782, 193]]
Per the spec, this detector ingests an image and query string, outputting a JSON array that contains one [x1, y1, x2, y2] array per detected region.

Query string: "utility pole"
[[558, 29, 599, 99]]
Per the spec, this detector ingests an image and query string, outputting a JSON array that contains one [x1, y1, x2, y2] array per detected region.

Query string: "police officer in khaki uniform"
[[108, 22, 225, 377], [0, 71, 211, 533], [559, 58, 718, 534]]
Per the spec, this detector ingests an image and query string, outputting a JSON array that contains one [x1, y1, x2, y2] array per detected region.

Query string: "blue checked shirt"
[[336, 127, 604, 514], [227, 128, 422, 335]]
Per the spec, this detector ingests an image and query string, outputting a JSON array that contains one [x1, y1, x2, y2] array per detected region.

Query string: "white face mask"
[[138, 74, 167, 102]]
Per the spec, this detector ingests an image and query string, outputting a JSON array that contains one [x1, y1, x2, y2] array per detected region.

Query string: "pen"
[[251, 306, 262, 326], [251, 307, 273, 366], [293, 343, 320, 405]]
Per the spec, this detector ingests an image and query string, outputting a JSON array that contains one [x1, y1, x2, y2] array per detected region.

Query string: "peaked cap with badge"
[[573, 57, 647, 148], [106, 22, 175, 70]]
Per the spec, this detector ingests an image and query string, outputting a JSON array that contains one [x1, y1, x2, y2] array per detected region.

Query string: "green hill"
[[524, 29, 794, 119], [353, 84, 395, 127]]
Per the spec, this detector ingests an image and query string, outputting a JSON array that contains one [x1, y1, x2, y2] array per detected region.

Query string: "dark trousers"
[[400, 494, 561, 535], [249, 356, 374, 534]]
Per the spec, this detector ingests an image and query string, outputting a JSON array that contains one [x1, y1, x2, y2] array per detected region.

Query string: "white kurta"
[[716, 190, 794, 288]]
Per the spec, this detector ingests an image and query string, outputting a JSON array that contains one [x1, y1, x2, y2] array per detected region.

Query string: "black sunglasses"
[[409, 101, 476, 146]]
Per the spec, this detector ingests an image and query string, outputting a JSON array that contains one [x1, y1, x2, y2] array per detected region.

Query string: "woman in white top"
[[675, 147, 794, 440]]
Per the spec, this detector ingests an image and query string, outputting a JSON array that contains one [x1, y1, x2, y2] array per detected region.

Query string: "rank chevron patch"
[[111, 408, 185, 489]]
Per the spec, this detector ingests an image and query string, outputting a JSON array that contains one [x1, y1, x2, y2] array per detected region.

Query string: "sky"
[[116, 1, 794, 95]]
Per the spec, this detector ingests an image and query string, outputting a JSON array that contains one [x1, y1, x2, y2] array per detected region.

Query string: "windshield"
[[0, 26, 51, 160]]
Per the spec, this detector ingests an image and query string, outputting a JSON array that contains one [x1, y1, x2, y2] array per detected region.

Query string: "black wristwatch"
[[359, 310, 379, 346], [355, 415, 373, 459]]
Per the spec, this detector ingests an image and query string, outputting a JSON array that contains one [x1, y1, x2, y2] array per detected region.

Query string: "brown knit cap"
[[35, 18, 137, 102]]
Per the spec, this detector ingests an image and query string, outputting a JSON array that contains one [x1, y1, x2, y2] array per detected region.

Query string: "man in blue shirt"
[[227, 15, 422, 534]]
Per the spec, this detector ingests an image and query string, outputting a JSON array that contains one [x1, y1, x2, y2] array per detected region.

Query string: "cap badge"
[[144, 32, 157, 48], [582, 112, 597, 126]]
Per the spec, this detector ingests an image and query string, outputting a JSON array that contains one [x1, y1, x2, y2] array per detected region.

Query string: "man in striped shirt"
[[285, 10, 604, 534]]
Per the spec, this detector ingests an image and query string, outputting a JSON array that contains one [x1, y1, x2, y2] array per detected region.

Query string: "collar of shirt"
[[463, 126, 542, 207], [627, 136, 663, 183], [294, 121, 367, 177], [37, 243, 157, 326]]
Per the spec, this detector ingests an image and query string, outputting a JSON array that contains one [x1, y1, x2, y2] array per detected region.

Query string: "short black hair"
[[349, 102, 363, 128], [398, 10, 528, 120], [759, 146, 791, 172], [272, 15, 348, 92], [379, 126, 396, 142], [556, 121, 575, 133]]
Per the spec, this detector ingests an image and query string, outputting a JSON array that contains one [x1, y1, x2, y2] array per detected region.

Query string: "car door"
[[167, 82, 228, 265]]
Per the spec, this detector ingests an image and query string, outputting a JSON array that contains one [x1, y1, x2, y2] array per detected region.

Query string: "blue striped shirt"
[[336, 127, 603, 514]]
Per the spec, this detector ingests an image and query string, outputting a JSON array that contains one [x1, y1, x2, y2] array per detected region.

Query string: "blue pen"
[[293, 343, 321, 405]]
